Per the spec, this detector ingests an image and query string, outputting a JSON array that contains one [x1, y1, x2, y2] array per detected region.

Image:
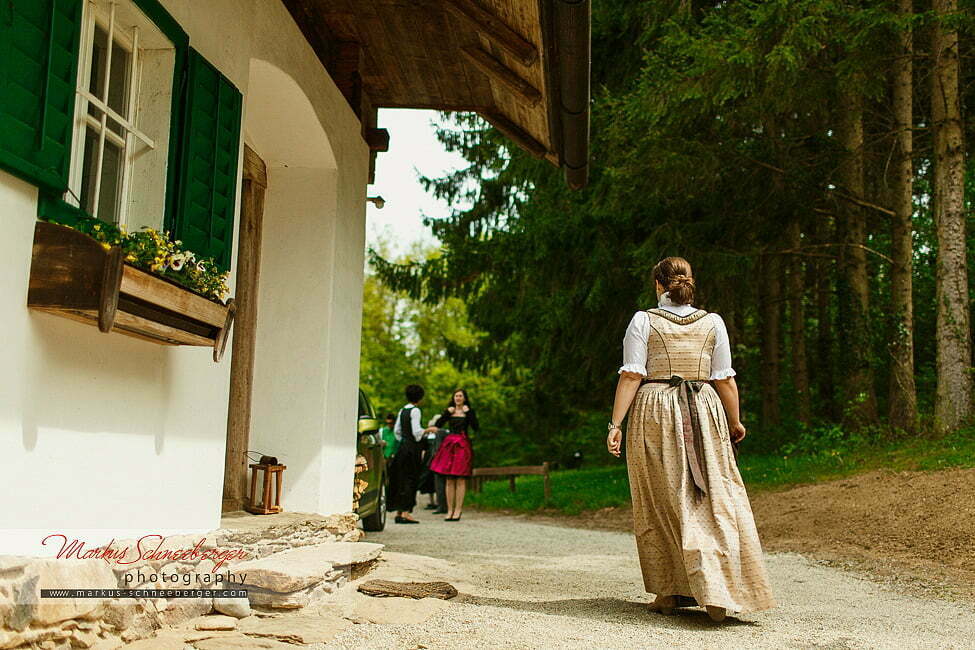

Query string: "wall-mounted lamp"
[[366, 196, 386, 209]]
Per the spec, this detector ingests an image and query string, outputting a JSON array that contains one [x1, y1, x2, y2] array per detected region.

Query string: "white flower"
[[169, 251, 200, 273]]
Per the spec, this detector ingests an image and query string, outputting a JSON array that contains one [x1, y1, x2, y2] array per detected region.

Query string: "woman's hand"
[[609, 373, 643, 459], [730, 421, 746, 443], [713, 378, 745, 444]]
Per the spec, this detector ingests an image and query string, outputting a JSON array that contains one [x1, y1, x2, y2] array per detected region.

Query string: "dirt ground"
[[129, 470, 975, 649], [521, 467, 975, 601], [330, 508, 975, 649]]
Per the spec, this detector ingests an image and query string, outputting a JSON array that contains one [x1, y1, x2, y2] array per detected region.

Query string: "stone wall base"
[[0, 512, 370, 649]]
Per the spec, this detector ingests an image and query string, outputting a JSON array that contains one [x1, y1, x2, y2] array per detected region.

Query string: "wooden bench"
[[471, 463, 551, 501]]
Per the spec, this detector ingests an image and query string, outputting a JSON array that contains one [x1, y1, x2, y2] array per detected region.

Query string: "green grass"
[[466, 427, 975, 514], [468, 465, 632, 515]]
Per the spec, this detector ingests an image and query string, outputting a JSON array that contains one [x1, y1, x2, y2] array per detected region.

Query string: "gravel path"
[[325, 511, 975, 650]]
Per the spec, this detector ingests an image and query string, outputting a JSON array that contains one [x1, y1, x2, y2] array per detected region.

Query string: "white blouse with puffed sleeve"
[[618, 293, 736, 381]]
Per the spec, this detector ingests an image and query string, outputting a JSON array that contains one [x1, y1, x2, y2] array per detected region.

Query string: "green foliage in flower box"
[[41, 215, 231, 303]]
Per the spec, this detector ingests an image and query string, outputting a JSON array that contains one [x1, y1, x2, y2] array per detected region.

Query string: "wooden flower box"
[[27, 221, 236, 362]]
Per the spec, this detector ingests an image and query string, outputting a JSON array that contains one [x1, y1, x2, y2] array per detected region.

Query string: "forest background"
[[360, 0, 975, 472]]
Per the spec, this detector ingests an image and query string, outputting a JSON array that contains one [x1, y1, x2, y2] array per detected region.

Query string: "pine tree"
[[931, 0, 972, 432], [888, 0, 918, 431]]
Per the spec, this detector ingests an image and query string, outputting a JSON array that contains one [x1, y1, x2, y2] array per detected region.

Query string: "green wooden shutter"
[[0, 0, 82, 192], [174, 48, 242, 272]]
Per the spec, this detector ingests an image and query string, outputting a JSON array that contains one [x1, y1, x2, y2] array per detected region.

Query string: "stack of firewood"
[[352, 455, 369, 511]]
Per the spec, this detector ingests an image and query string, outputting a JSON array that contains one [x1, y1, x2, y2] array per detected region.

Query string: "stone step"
[[224, 541, 384, 609], [231, 542, 383, 593]]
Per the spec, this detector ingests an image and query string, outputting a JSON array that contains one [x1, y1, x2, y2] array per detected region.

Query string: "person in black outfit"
[[419, 416, 442, 510], [429, 389, 479, 521], [430, 425, 449, 514], [386, 384, 436, 524], [418, 418, 449, 514]]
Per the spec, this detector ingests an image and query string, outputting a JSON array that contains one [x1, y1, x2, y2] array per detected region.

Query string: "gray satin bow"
[[669, 375, 709, 499]]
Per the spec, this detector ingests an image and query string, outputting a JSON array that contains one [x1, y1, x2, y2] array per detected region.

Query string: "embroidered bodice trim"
[[646, 308, 709, 325]]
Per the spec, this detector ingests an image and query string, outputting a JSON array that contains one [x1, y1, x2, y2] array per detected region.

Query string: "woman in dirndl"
[[429, 389, 479, 521], [606, 257, 774, 622]]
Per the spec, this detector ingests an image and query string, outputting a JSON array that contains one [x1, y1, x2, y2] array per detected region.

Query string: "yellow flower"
[[125, 254, 136, 262], [100, 242, 111, 251]]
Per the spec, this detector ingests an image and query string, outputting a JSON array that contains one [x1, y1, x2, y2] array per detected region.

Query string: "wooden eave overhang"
[[282, 0, 591, 188]]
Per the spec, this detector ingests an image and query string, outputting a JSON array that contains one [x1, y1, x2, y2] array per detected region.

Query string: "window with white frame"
[[68, 0, 176, 230]]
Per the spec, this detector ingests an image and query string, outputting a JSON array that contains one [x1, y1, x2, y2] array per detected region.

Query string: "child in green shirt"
[[380, 413, 398, 458]]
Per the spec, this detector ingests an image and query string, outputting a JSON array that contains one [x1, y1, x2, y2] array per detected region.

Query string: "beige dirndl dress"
[[623, 308, 774, 613]]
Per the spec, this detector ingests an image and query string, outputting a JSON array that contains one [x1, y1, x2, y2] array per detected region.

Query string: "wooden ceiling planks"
[[444, 0, 538, 65], [475, 34, 549, 154], [282, 0, 558, 155], [452, 0, 550, 153], [439, 11, 481, 108]]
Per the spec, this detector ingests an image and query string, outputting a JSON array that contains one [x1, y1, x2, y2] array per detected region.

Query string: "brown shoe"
[[648, 595, 676, 615], [706, 606, 726, 622]]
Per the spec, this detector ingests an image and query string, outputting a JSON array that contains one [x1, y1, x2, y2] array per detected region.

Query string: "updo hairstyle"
[[652, 256, 695, 305]]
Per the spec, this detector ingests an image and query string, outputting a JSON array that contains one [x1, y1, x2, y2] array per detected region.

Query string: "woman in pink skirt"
[[429, 389, 479, 521]]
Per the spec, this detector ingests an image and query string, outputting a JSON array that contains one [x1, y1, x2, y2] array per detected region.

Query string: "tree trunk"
[[811, 214, 837, 420], [931, 0, 972, 432], [888, 0, 918, 432], [837, 87, 878, 424], [788, 218, 811, 424], [759, 253, 781, 428]]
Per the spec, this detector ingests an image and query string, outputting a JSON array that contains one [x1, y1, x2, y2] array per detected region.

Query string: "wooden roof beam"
[[480, 111, 547, 158], [281, 2, 370, 120], [331, 41, 364, 118], [361, 101, 380, 184], [443, 0, 538, 67], [282, 0, 337, 71], [461, 45, 542, 107], [365, 128, 390, 152]]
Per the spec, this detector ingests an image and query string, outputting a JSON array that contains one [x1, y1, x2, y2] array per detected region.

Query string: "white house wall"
[[0, 0, 368, 555]]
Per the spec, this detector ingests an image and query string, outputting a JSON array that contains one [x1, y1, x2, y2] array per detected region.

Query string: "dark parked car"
[[356, 389, 387, 531]]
